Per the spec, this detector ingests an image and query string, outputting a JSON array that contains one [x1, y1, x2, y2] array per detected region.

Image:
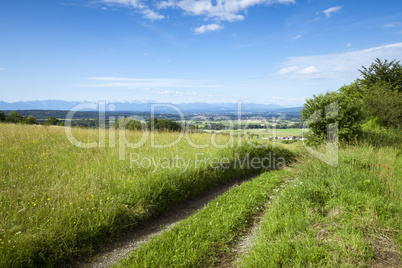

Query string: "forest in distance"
[[0, 109, 303, 129]]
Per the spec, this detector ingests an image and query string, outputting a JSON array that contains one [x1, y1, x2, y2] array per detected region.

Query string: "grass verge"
[[239, 141, 401, 267]]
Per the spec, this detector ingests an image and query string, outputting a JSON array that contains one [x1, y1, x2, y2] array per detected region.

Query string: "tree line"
[[0, 111, 63, 126], [0, 112, 184, 132], [115, 117, 182, 132]]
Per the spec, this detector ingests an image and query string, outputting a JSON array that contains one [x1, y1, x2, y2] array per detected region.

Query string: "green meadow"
[[0, 123, 292, 267]]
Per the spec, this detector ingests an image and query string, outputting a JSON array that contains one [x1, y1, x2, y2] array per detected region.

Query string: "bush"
[[25, 115, 37, 125]]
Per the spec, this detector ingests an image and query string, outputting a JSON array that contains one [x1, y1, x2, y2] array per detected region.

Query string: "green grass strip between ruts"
[[115, 170, 285, 267]]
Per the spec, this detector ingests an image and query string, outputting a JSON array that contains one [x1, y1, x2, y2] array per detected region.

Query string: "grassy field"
[[0, 123, 293, 267]]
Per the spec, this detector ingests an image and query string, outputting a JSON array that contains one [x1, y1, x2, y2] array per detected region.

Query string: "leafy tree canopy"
[[362, 81, 402, 126], [127, 120, 142, 130], [301, 85, 364, 144], [25, 115, 37, 125], [6, 111, 25, 123], [359, 58, 402, 91]]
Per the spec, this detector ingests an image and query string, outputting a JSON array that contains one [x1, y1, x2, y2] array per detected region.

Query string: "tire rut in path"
[[214, 180, 292, 268]]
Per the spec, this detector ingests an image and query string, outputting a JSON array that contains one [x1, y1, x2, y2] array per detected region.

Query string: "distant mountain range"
[[0, 100, 302, 113]]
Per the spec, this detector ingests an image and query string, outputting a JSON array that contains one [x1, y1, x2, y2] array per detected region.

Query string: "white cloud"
[[384, 23, 396, 28], [278, 66, 318, 75], [0, 68, 5, 71], [262, 95, 306, 107], [99, 0, 165, 20], [144, 88, 197, 96], [276, 42, 402, 80], [293, 34, 302, 40], [321, 5, 342, 18], [100, 0, 141, 8], [194, 23, 224, 34], [299, 66, 318, 74], [141, 8, 165, 20], [383, 22, 402, 28], [278, 66, 298, 74], [269, 0, 295, 3], [96, 0, 296, 31], [158, 0, 295, 22]]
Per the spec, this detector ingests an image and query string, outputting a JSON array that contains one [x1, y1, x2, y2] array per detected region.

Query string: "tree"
[[0, 111, 5, 122], [44, 117, 62, 125], [6, 111, 25, 123], [126, 119, 143, 130], [25, 115, 37, 125], [115, 117, 144, 130], [147, 118, 181, 132], [358, 59, 402, 127], [155, 119, 182, 132], [301, 85, 364, 143], [147, 118, 158, 130], [359, 58, 402, 92], [363, 81, 402, 126]]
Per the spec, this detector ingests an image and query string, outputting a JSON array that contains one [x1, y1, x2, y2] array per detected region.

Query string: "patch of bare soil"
[[214, 209, 265, 268], [71, 178, 253, 268], [370, 233, 401, 268], [327, 206, 341, 218]]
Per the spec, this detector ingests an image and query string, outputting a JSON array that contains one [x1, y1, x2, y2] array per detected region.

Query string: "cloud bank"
[[277, 42, 402, 80], [98, 0, 295, 28], [80, 77, 215, 96]]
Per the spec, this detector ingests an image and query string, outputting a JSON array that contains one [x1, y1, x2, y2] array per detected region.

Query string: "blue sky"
[[1, 0, 402, 107]]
